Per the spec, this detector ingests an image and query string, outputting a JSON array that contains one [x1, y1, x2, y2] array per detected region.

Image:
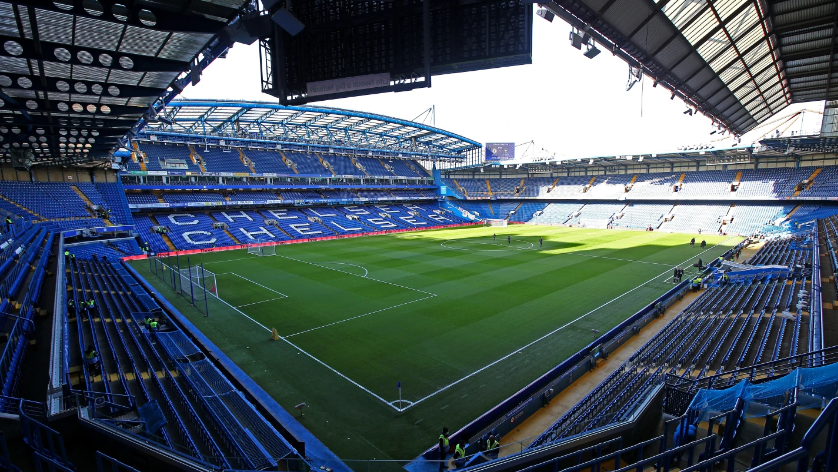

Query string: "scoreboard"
[[485, 143, 515, 162]]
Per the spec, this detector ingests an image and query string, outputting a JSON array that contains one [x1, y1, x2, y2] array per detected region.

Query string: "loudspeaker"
[[272, 7, 305, 36]]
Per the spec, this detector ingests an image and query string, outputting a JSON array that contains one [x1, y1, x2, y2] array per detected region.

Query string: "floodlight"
[[536, 9, 554, 22], [569, 32, 583, 49], [584, 43, 600, 58], [272, 7, 305, 36]]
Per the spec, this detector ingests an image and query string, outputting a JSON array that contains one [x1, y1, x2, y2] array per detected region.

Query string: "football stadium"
[[0, 1, 838, 472]]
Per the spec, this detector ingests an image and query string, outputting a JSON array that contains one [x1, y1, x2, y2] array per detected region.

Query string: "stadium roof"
[[540, 0, 836, 136], [0, 0, 248, 167], [139, 100, 482, 160]]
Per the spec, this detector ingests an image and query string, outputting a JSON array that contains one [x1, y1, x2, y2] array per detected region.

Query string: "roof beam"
[[20, 0, 235, 34], [821, 6, 838, 103]]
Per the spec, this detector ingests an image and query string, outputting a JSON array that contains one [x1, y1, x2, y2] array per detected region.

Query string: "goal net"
[[178, 265, 218, 300], [247, 238, 276, 257], [483, 219, 508, 228]]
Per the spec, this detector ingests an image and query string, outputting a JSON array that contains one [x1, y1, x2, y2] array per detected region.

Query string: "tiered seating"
[[322, 155, 365, 177], [799, 166, 838, 198], [227, 191, 281, 202], [162, 193, 225, 204], [659, 204, 729, 233], [528, 233, 812, 448], [94, 183, 134, 225], [126, 193, 160, 205], [566, 203, 626, 226], [627, 172, 680, 197], [197, 148, 250, 173], [519, 177, 557, 198], [356, 157, 392, 177], [368, 204, 438, 227], [241, 150, 289, 173], [585, 175, 633, 198], [284, 152, 329, 175], [0, 225, 52, 399], [355, 190, 394, 200], [133, 215, 169, 253], [403, 203, 465, 225], [611, 203, 673, 229], [320, 189, 359, 199], [736, 168, 812, 198], [388, 159, 427, 178], [339, 205, 414, 230], [389, 190, 427, 199], [724, 205, 794, 235], [67, 240, 142, 260], [542, 176, 590, 198], [137, 143, 202, 172], [211, 210, 291, 242], [280, 190, 323, 201], [528, 202, 584, 225], [678, 170, 736, 197], [457, 202, 495, 219], [257, 208, 333, 238], [66, 257, 298, 469], [158, 213, 237, 249], [509, 202, 548, 223], [456, 179, 490, 198], [0, 182, 90, 219]]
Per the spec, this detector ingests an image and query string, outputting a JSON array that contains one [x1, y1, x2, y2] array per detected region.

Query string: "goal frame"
[[179, 265, 218, 299], [483, 218, 508, 228], [247, 238, 276, 257]]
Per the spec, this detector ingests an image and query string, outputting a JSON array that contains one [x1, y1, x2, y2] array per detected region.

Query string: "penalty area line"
[[211, 282, 402, 412], [400, 236, 738, 411]]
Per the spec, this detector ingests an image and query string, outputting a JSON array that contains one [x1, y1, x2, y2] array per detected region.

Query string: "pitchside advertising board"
[[485, 143, 515, 162]]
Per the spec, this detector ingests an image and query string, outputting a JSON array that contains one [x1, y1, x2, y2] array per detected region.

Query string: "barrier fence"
[[146, 255, 211, 317]]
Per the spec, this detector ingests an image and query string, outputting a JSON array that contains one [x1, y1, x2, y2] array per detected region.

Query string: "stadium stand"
[[611, 203, 674, 229]]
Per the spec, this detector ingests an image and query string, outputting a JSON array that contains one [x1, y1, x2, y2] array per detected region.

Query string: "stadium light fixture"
[[584, 42, 600, 59], [569, 30, 583, 50], [536, 8, 554, 22]]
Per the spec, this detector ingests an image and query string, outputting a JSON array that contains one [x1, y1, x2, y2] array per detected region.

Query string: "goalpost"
[[178, 265, 219, 299], [483, 218, 508, 228], [247, 237, 276, 257]]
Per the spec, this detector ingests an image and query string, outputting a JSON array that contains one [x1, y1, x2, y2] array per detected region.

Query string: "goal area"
[[483, 219, 508, 228], [247, 238, 276, 257]]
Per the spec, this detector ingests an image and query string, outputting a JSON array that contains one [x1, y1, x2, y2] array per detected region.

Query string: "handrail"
[[665, 346, 838, 391]]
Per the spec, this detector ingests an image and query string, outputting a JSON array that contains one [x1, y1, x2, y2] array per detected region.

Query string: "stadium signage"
[[307, 73, 391, 97], [485, 143, 515, 162]]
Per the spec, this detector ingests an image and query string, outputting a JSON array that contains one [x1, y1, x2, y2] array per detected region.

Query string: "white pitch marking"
[[236, 297, 285, 308], [221, 272, 288, 298], [209, 272, 401, 411], [325, 262, 369, 278], [402, 236, 738, 410], [440, 239, 535, 251], [200, 257, 250, 265], [285, 294, 435, 337]]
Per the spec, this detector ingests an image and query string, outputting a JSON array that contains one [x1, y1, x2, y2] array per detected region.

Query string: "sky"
[[181, 7, 825, 161]]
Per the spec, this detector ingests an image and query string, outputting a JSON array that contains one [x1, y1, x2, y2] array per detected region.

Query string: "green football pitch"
[[131, 225, 737, 462]]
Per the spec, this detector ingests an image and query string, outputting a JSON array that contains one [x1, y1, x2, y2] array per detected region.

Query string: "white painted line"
[[236, 297, 285, 308], [275, 253, 436, 297], [210, 271, 402, 411], [327, 262, 369, 278], [285, 294, 436, 337], [401, 236, 738, 409], [224, 272, 288, 298], [201, 257, 250, 265], [440, 239, 535, 251]]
